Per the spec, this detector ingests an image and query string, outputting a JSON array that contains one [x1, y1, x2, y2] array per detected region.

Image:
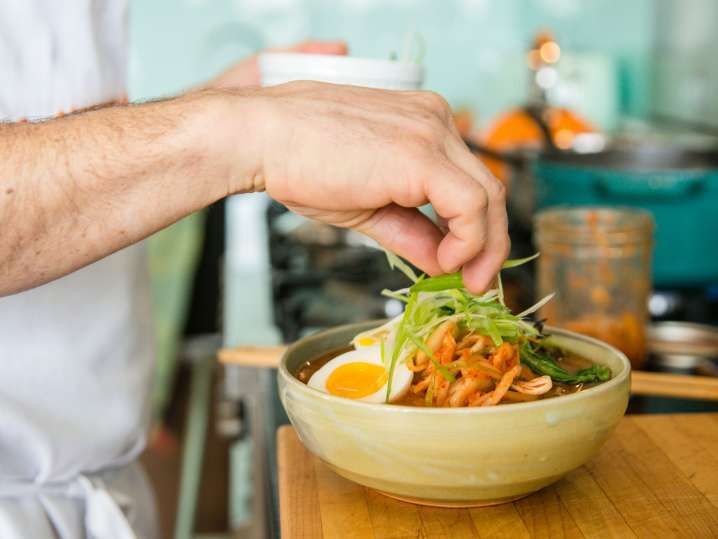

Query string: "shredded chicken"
[[407, 328, 554, 407], [412, 320, 456, 370], [448, 376, 483, 407], [511, 375, 553, 396]]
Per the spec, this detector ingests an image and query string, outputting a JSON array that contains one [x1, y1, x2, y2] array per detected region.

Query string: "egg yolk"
[[356, 337, 377, 347], [326, 362, 388, 399]]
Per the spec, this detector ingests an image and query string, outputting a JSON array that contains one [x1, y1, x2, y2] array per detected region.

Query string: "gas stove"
[[268, 202, 412, 342]]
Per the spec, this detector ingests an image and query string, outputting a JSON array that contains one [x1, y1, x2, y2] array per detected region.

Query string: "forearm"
[[0, 90, 254, 295]]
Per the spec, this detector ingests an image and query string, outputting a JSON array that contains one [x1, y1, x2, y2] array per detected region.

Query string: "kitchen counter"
[[277, 413, 718, 538]]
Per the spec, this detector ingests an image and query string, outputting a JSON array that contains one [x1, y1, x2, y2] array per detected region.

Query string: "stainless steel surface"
[[537, 143, 718, 169], [648, 321, 718, 373]]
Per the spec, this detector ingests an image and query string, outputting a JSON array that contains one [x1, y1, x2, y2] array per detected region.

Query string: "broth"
[[294, 344, 602, 406], [294, 346, 353, 383]]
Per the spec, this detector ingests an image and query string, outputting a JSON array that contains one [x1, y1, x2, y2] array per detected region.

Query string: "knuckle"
[[422, 91, 451, 114], [491, 178, 507, 200], [481, 176, 506, 200], [410, 121, 444, 148], [403, 136, 431, 158], [286, 80, 314, 91], [468, 184, 489, 213], [414, 120, 436, 139]]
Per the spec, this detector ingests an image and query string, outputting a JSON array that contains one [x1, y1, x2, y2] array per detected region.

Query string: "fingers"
[[444, 139, 510, 292], [460, 200, 510, 292], [393, 91, 504, 284], [279, 40, 348, 56], [421, 161, 489, 275], [376, 90, 507, 286], [355, 204, 444, 276], [405, 91, 508, 290], [259, 83, 507, 290]]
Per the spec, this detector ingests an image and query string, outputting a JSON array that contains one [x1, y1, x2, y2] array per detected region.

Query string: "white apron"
[[0, 1, 157, 537]]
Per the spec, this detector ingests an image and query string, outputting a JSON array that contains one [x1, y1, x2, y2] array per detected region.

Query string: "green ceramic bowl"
[[278, 322, 630, 507]]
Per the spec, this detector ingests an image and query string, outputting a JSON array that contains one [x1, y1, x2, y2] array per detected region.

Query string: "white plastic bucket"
[[258, 52, 423, 90]]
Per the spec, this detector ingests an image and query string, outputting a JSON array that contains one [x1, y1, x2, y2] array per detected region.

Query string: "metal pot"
[[533, 145, 718, 286], [648, 321, 718, 375], [468, 133, 718, 286]]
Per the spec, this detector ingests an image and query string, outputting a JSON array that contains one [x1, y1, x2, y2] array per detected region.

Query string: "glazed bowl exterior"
[[278, 322, 630, 506]]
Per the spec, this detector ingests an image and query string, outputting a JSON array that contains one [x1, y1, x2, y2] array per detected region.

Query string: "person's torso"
[[0, 0, 128, 120], [0, 0, 155, 482]]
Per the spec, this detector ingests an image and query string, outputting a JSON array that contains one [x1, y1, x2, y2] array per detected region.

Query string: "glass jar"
[[534, 207, 654, 369]]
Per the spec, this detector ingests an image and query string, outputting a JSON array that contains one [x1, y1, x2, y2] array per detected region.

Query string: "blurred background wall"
[[130, 0, 660, 123]]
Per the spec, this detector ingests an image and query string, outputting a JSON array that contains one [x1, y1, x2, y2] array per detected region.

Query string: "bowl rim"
[[278, 321, 631, 415]]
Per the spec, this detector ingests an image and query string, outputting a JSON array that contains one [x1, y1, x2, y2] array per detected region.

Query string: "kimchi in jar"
[[534, 207, 654, 369]]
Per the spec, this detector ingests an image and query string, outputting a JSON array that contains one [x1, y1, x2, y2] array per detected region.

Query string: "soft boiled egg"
[[351, 332, 396, 357], [353, 335, 383, 349], [307, 346, 412, 403], [351, 315, 401, 352]]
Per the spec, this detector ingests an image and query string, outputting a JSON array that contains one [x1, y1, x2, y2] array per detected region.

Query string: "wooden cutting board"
[[277, 413, 718, 538]]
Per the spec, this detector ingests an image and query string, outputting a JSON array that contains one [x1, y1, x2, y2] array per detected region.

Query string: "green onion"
[[515, 293, 555, 318], [378, 251, 612, 403], [384, 290, 416, 402], [381, 289, 409, 303], [385, 250, 420, 283], [477, 318, 502, 346], [408, 254, 540, 294], [501, 253, 540, 269], [409, 273, 463, 293]]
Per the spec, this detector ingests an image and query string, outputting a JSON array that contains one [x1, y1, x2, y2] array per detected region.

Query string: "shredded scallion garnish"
[[377, 253, 548, 402]]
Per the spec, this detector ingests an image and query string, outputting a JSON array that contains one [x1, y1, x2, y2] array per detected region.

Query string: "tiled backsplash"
[[130, 0, 662, 128]]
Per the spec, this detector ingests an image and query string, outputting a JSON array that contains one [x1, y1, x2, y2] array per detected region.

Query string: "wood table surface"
[[277, 413, 718, 538]]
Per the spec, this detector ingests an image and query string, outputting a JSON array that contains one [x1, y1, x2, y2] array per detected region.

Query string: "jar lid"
[[534, 206, 654, 246]]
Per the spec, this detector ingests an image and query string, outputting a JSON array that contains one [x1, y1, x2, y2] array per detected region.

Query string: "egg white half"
[[307, 347, 412, 403]]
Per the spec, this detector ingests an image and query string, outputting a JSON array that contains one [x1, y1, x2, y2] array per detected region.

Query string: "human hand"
[[208, 40, 347, 89], [236, 81, 509, 292]]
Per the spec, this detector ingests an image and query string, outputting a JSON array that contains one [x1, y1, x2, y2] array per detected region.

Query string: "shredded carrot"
[[438, 332, 456, 365]]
